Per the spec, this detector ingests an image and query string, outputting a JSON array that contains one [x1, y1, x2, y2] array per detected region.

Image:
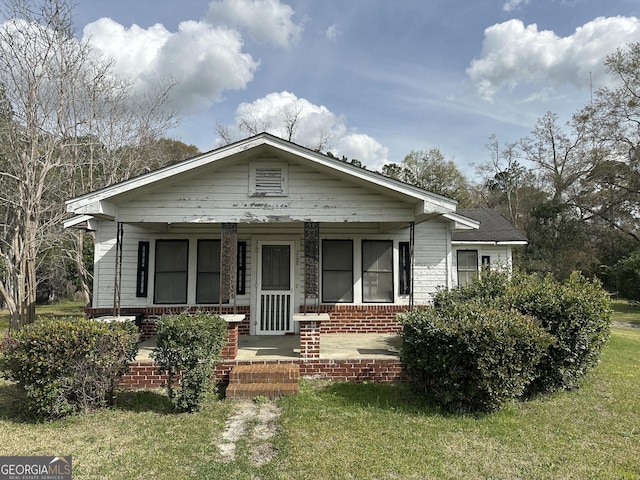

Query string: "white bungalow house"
[[65, 133, 526, 370]]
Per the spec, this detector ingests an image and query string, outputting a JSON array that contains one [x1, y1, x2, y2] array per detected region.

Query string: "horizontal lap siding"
[[117, 160, 415, 224], [413, 221, 448, 305]]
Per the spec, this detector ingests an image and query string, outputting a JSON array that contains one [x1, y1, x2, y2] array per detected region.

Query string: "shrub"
[[0, 317, 138, 419], [505, 272, 612, 394], [433, 269, 612, 395], [151, 312, 227, 412], [400, 301, 553, 413]]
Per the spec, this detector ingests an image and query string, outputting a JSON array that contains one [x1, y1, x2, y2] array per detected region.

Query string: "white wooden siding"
[[412, 220, 449, 305], [92, 220, 452, 309], [116, 159, 416, 224], [451, 245, 514, 287]]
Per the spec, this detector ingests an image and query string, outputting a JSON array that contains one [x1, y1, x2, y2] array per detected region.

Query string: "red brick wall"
[[299, 305, 407, 333], [217, 359, 404, 384], [87, 304, 416, 337], [119, 358, 404, 390], [86, 306, 251, 340], [120, 361, 166, 389]]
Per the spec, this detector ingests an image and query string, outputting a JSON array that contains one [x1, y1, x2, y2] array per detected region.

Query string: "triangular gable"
[[66, 133, 459, 223]]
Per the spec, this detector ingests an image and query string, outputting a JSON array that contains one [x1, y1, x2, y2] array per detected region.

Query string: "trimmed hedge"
[[400, 301, 553, 412], [507, 272, 612, 394], [151, 312, 227, 412], [435, 270, 612, 394], [0, 317, 138, 419], [407, 269, 613, 412]]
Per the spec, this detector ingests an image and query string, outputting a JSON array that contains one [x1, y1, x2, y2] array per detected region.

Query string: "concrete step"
[[226, 381, 299, 400], [229, 364, 299, 384]]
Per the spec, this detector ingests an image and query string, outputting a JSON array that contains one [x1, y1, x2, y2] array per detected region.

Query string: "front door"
[[256, 241, 294, 334]]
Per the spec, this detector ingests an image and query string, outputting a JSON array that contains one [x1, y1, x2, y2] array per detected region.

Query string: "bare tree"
[[0, 0, 179, 327], [476, 135, 534, 228]]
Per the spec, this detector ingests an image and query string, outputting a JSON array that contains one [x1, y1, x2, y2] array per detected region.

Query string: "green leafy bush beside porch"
[[400, 301, 553, 412], [401, 269, 612, 412], [151, 312, 227, 412], [0, 317, 138, 419]]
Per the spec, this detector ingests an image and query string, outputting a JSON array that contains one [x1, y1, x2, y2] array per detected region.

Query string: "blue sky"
[[71, 0, 640, 175]]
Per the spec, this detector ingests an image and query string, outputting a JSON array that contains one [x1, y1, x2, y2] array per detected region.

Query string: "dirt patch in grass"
[[217, 400, 282, 467]]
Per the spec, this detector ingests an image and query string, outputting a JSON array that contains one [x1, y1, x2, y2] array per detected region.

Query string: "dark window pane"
[[457, 250, 478, 286], [362, 240, 393, 302], [197, 240, 221, 303], [262, 245, 290, 290], [322, 240, 353, 303], [154, 240, 188, 304]]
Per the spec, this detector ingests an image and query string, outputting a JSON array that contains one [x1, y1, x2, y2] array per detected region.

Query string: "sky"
[[67, 0, 640, 175]]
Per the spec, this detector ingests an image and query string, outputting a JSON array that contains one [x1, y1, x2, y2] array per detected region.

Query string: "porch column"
[[294, 313, 329, 360], [222, 321, 239, 360], [220, 222, 238, 311], [298, 319, 320, 359], [303, 221, 320, 312], [221, 314, 245, 360]]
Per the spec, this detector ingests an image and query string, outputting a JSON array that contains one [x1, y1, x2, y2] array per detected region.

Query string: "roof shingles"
[[452, 209, 527, 243]]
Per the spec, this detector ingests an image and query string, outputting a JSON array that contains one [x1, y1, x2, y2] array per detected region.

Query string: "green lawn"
[[1, 317, 639, 478], [0, 300, 85, 336], [612, 299, 640, 325]]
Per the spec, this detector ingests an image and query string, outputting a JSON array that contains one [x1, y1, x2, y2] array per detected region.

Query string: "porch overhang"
[[451, 240, 528, 246]]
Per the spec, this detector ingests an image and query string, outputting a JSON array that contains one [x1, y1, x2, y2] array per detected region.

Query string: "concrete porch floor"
[[136, 333, 402, 361]]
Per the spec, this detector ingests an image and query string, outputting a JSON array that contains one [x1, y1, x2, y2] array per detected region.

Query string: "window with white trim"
[[322, 240, 353, 303], [196, 240, 221, 303], [154, 240, 188, 304], [457, 250, 479, 286], [362, 240, 393, 303]]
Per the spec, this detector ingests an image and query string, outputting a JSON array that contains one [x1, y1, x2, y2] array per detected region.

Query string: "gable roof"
[[65, 132, 463, 224], [451, 209, 528, 244]]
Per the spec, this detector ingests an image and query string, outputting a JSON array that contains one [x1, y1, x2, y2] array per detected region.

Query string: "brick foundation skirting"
[[89, 304, 413, 339], [119, 358, 404, 390]]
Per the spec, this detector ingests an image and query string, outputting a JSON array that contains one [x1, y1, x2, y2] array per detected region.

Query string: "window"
[[481, 255, 491, 267], [457, 250, 479, 286], [136, 241, 149, 297], [322, 240, 353, 303], [362, 240, 393, 303], [197, 240, 221, 303], [399, 242, 411, 295], [154, 240, 188, 304], [261, 244, 291, 290]]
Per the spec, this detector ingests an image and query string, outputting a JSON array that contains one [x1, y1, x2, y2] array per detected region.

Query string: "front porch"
[[136, 333, 402, 361], [123, 333, 404, 390]]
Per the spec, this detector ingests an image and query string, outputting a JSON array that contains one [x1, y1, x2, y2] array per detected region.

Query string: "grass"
[[0, 300, 84, 336], [0, 335, 638, 478], [0, 301, 638, 479], [611, 299, 640, 325], [274, 329, 640, 480]]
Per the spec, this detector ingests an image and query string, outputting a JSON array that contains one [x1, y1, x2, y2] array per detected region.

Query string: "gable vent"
[[255, 167, 283, 194], [250, 161, 288, 196]]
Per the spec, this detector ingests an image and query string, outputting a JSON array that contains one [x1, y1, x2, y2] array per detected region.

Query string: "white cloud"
[[335, 134, 389, 171], [326, 24, 341, 42], [207, 0, 302, 48], [503, 0, 529, 12], [220, 91, 389, 169], [467, 16, 640, 100], [83, 18, 258, 111]]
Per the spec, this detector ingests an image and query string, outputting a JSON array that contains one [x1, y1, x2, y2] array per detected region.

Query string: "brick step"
[[226, 382, 299, 400], [229, 364, 299, 384]]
